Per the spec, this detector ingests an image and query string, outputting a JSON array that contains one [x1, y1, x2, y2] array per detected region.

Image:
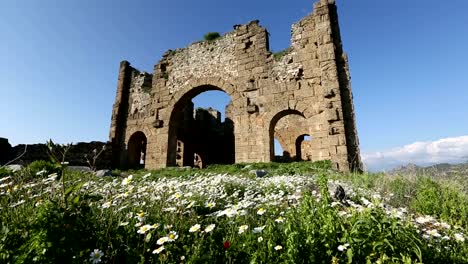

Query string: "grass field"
[[1, 160, 467, 263]]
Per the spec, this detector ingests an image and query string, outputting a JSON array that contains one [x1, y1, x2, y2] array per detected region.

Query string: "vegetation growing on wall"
[[273, 48, 291, 61], [204, 32, 221, 42]]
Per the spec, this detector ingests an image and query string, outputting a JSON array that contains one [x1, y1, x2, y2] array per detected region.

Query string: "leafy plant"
[[17, 195, 97, 263]]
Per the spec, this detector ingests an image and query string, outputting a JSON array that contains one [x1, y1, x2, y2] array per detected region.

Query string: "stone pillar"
[[109, 61, 132, 168], [307, 0, 362, 171], [327, 1, 363, 172]]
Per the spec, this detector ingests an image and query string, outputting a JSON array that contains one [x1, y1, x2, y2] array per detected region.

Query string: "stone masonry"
[[109, 0, 362, 172]]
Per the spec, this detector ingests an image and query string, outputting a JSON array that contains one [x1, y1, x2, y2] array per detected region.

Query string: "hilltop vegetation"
[[1, 160, 467, 263]]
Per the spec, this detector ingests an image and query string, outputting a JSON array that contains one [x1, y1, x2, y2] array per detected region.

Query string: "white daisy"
[[189, 224, 201, 233]]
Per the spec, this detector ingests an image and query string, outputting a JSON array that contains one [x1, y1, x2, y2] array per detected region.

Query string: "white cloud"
[[362, 135, 468, 172]]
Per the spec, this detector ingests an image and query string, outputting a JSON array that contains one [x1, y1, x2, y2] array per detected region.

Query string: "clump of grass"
[[410, 177, 468, 229], [273, 48, 291, 61], [203, 160, 332, 177], [329, 170, 468, 230]]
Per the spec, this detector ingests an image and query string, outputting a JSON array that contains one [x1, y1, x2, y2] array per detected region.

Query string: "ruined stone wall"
[[0, 138, 12, 165], [191, 108, 235, 167], [110, 0, 362, 171], [0, 139, 112, 169]]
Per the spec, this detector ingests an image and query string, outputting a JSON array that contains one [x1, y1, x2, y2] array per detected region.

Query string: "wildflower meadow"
[[1, 159, 467, 263]]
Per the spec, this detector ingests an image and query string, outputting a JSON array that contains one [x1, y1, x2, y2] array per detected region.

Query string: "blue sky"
[[1, 0, 467, 170]]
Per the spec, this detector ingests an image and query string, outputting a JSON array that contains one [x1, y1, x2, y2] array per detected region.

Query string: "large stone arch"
[[164, 79, 243, 167], [162, 77, 244, 122]]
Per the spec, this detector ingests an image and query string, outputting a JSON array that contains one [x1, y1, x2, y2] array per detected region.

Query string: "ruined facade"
[[109, 0, 362, 171]]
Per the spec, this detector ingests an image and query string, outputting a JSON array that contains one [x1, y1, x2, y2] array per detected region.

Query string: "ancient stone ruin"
[[0, 137, 112, 169], [109, 0, 362, 171]]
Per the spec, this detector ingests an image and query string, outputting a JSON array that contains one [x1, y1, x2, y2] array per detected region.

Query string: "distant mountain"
[[388, 161, 468, 178]]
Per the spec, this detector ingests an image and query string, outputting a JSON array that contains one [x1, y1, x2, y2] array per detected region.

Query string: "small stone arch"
[[295, 134, 311, 161], [127, 131, 147, 169], [268, 109, 306, 161]]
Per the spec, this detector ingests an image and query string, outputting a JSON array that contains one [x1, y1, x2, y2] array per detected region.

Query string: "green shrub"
[[0, 218, 31, 262], [17, 198, 98, 263], [386, 176, 416, 206], [410, 177, 468, 229], [204, 32, 221, 42], [26, 160, 61, 178], [111, 168, 122, 176]]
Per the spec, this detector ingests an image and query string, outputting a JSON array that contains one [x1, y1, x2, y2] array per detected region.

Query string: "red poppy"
[[223, 241, 231, 249]]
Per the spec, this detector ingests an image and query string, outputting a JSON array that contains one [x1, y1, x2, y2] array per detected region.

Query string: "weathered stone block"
[[247, 104, 259, 114], [337, 145, 348, 155]]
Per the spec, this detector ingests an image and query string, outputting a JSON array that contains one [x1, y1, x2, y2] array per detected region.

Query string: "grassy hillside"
[[1, 161, 467, 263]]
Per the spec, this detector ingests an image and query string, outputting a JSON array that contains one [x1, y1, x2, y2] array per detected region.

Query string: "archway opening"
[[295, 134, 311, 161], [128, 131, 147, 169], [269, 109, 308, 162], [167, 86, 235, 168], [274, 138, 284, 156], [274, 137, 293, 162]]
